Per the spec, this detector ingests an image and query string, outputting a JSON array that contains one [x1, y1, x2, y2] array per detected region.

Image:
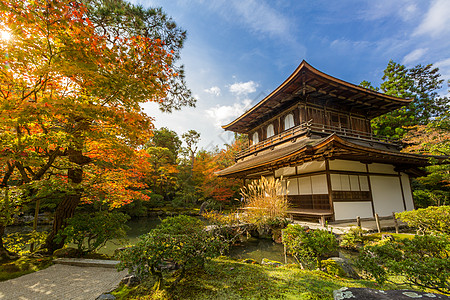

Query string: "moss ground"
[[0, 256, 53, 281], [112, 256, 402, 300]]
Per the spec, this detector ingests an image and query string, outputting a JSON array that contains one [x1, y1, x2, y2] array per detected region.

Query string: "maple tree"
[[0, 0, 194, 253]]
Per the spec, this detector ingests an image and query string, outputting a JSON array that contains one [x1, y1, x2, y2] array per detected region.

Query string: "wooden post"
[[356, 216, 361, 228], [392, 212, 399, 234], [375, 213, 381, 233]]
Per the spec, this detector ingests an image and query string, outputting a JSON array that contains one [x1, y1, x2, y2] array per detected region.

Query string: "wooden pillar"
[[398, 172, 407, 211], [375, 213, 381, 233], [392, 212, 399, 234], [325, 160, 334, 221], [366, 164, 376, 216]]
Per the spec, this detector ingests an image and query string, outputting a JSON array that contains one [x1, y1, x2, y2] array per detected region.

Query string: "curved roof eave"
[[222, 60, 412, 132]]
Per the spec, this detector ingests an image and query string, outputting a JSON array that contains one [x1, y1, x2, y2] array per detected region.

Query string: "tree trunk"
[[44, 193, 82, 253], [0, 225, 16, 261], [44, 146, 89, 253]]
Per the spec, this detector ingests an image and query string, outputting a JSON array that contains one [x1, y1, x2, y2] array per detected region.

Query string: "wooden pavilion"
[[217, 61, 430, 222]]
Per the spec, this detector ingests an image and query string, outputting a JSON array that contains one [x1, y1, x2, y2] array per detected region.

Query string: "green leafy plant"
[[282, 224, 338, 269], [340, 226, 366, 249], [357, 234, 450, 294], [4, 231, 48, 256], [117, 215, 227, 286], [57, 211, 130, 254], [396, 206, 450, 235]]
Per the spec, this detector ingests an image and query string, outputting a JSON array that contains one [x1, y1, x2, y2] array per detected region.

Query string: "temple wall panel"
[[368, 163, 397, 174], [297, 161, 326, 174], [334, 202, 373, 220], [370, 175, 405, 216], [275, 166, 296, 177], [311, 174, 328, 194], [329, 159, 366, 172], [298, 176, 312, 194], [286, 178, 299, 195], [400, 173, 414, 211]]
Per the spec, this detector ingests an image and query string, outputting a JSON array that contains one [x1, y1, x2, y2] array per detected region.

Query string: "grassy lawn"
[[0, 256, 53, 281], [112, 256, 402, 300]]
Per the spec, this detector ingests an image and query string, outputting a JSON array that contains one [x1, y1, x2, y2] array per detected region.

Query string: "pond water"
[[98, 217, 294, 263]]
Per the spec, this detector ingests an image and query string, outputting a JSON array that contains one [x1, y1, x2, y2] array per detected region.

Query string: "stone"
[[326, 257, 360, 279], [261, 258, 283, 267], [381, 234, 394, 241], [242, 258, 258, 264], [333, 287, 449, 300], [96, 294, 116, 300], [53, 247, 79, 258], [120, 274, 141, 287]]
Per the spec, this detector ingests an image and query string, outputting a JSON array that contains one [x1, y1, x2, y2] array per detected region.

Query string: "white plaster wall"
[[311, 174, 328, 194], [401, 173, 415, 211], [297, 161, 325, 174], [286, 178, 299, 195], [370, 175, 405, 216], [329, 159, 366, 172], [334, 202, 373, 220], [368, 163, 397, 174], [275, 166, 296, 177]]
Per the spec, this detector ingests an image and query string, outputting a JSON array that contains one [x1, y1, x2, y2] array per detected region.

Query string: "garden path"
[[0, 263, 127, 299]]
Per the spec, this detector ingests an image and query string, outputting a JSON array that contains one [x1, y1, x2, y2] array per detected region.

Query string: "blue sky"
[[135, 0, 450, 150]]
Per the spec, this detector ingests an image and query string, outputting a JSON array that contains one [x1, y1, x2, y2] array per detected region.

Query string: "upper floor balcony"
[[235, 121, 399, 161]]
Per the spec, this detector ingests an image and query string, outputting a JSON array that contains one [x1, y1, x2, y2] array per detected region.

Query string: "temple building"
[[217, 61, 430, 222]]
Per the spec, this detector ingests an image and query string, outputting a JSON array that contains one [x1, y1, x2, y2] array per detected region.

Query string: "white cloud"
[[204, 86, 221, 96], [229, 81, 259, 95], [206, 99, 253, 127], [414, 0, 450, 37], [229, 0, 290, 38], [402, 48, 428, 65]]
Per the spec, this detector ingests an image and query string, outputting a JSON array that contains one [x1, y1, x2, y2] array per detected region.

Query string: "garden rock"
[[261, 258, 283, 267], [381, 234, 394, 241], [121, 274, 141, 287], [328, 257, 359, 279], [333, 287, 449, 300], [242, 258, 258, 264], [53, 247, 79, 258]]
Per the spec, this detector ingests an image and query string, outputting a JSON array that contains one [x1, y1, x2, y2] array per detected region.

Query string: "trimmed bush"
[[117, 215, 227, 285], [357, 234, 450, 294], [282, 224, 338, 269], [396, 206, 450, 235]]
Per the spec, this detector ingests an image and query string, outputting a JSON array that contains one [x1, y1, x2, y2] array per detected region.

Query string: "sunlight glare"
[[0, 30, 11, 41]]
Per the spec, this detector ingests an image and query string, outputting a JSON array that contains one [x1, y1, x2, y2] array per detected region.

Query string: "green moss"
[[321, 259, 347, 278], [0, 257, 53, 281], [112, 256, 400, 300], [365, 232, 415, 242]]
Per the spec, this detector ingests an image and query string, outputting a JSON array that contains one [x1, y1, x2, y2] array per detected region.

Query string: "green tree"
[[364, 60, 446, 140]]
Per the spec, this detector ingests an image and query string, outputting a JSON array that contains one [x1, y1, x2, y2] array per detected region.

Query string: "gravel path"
[[0, 264, 127, 300]]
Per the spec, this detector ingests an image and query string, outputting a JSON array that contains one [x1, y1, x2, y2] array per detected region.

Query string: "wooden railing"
[[235, 121, 398, 160]]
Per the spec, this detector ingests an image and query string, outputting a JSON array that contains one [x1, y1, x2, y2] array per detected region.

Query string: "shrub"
[[340, 226, 366, 249], [240, 176, 289, 226], [117, 215, 227, 285], [357, 235, 450, 293], [4, 231, 48, 256], [57, 211, 130, 254], [357, 234, 450, 294], [396, 206, 450, 235], [282, 224, 338, 269]]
